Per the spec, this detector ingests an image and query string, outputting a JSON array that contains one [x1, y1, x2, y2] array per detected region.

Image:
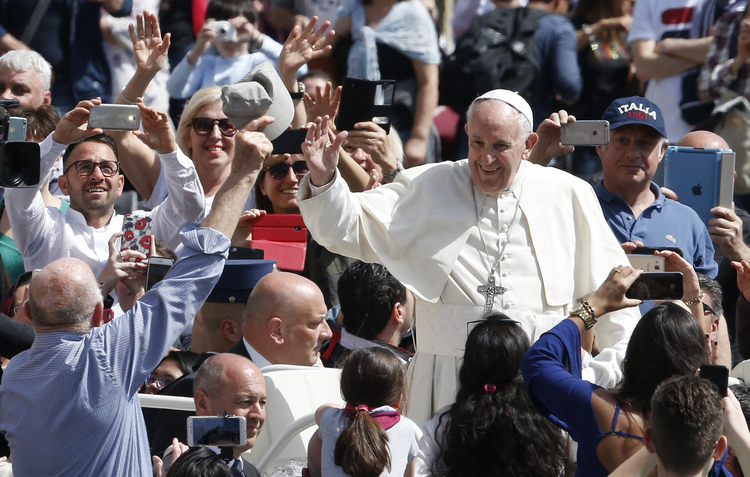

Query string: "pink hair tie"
[[356, 404, 370, 412], [484, 384, 497, 394]]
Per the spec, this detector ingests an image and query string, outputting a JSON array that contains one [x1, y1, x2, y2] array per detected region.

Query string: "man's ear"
[[116, 174, 125, 197], [392, 302, 405, 326], [658, 139, 669, 163], [643, 428, 657, 455], [194, 389, 211, 415], [58, 172, 69, 196], [221, 319, 242, 345], [522, 133, 539, 160], [43, 91, 52, 105], [713, 435, 728, 461], [269, 317, 284, 345], [90, 300, 105, 328]]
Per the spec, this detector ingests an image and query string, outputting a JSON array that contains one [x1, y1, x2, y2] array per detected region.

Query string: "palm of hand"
[[134, 38, 166, 71]]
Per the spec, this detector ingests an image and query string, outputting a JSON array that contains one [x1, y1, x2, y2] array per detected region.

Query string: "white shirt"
[[242, 337, 273, 369], [5, 134, 205, 276]]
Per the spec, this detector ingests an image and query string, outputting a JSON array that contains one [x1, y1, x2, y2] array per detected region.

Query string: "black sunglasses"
[[266, 161, 309, 180], [63, 160, 120, 177], [191, 117, 237, 137]]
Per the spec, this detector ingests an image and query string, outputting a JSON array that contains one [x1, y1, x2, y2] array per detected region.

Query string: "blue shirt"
[[594, 180, 719, 278], [0, 224, 229, 477]]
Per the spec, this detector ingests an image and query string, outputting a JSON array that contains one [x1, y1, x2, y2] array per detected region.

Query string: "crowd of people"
[[4, 0, 750, 476]]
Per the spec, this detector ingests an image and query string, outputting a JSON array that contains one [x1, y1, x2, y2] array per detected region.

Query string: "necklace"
[[472, 182, 524, 312]]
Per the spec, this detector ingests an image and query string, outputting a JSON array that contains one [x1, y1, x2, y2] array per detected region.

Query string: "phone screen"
[[625, 272, 683, 300], [700, 364, 729, 396], [146, 259, 173, 291], [188, 416, 246, 446]]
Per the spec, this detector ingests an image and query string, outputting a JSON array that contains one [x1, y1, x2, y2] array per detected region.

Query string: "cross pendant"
[[477, 275, 506, 312]]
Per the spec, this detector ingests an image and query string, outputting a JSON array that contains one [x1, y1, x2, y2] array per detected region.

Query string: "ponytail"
[[334, 405, 391, 477]]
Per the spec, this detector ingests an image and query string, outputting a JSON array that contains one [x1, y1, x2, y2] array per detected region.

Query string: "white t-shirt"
[[318, 407, 420, 477], [627, 0, 703, 142]]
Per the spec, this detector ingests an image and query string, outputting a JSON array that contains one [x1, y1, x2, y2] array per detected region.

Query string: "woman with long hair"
[[415, 316, 573, 477], [521, 264, 713, 476]]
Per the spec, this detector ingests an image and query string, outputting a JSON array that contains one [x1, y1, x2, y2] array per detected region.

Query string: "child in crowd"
[[307, 347, 420, 477], [166, 0, 304, 99]]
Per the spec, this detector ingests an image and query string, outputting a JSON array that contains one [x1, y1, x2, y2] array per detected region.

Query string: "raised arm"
[[404, 61, 438, 168], [112, 11, 171, 200]]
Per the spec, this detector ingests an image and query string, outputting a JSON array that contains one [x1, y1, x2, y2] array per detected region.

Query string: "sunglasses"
[[266, 161, 309, 180], [63, 160, 120, 177], [145, 374, 175, 390], [191, 117, 237, 137]]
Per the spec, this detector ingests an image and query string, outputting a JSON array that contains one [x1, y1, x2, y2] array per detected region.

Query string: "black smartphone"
[[146, 257, 174, 291], [631, 246, 684, 257], [625, 272, 683, 300], [700, 364, 729, 396], [271, 129, 307, 154], [228, 246, 265, 260], [335, 77, 395, 133]]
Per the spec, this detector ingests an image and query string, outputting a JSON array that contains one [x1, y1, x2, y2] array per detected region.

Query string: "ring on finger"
[[614, 267, 622, 273], [117, 252, 124, 261]]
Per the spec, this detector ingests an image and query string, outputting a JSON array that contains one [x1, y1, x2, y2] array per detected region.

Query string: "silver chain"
[[471, 181, 524, 278]]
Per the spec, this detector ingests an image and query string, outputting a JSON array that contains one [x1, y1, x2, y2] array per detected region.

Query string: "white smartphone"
[[146, 257, 174, 291], [187, 416, 247, 447], [627, 254, 667, 272], [89, 104, 140, 130], [561, 120, 610, 146]]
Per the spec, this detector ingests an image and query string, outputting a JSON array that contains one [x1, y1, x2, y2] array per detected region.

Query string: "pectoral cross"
[[477, 275, 506, 312]]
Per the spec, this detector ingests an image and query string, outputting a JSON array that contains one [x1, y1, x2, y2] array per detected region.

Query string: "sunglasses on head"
[[266, 161, 309, 180], [191, 117, 237, 137]]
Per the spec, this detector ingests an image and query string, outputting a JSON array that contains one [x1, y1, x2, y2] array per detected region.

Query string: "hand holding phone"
[[561, 120, 610, 146], [146, 257, 174, 291]]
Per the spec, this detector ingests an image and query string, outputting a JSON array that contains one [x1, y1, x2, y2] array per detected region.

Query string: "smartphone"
[[700, 364, 729, 396], [335, 77, 395, 133], [8, 117, 27, 141], [627, 254, 666, 272], [631, 246, 684, 258], [89, 104, 140, 130], [625, 272, 683, 300], [272, 129, 307, 154], [121, 213, 153, 261], [228, 246, 265, 260], [561, 120, 610, 146], [205, 20, 238, 42], [187, 416, 247, 446], [146, 257, 174, 291]]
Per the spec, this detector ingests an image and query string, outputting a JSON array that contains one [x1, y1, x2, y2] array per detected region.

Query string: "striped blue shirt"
[[0, 224, 229, 477]]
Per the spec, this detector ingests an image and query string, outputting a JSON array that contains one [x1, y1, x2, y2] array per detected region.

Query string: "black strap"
[[20, 0, 53, 45]]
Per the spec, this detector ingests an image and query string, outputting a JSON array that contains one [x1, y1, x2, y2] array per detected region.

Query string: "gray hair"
[[698, 273, 723, 316], [466, 98, 532, 139], [0, 50, 52, 91], [28, 272, 101, 328]]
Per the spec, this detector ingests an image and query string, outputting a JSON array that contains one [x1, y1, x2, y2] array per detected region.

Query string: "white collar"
[[242, 337, 273, 369]]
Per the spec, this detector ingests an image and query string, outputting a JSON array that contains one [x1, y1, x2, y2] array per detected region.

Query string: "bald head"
[[28, 258, 102, 331], [194, 353, 263, 400], [677, 131, 730, 150], [242, 272, 331, 365]]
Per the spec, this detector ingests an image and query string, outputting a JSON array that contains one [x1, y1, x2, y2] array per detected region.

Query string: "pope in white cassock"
[[298, 90, 641, 425]]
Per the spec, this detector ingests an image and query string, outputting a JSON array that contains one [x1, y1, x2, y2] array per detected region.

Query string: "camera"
[[0, 99, 40, 188], [206, 21, 238, 42]]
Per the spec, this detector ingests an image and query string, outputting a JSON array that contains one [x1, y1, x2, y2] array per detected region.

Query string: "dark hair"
[[571, 0, 624, 24], [335, 347, 407, 477], [154, 239, 178, 262], [617, 303, 709, 416], [62, 134, 119, 170], [1, 270, 33, 316], [698, 273, 723, 316], [434, 315, 573, 477], [650, 376, 724, 475], [338, 262, 407, 340], [12, 105, 60, 142], [205, 0, 257, 24], [162, 350, 201, 377], [254, 168, 275, 213], [730, 384, 750, 426], [166, 446, 233, 477]]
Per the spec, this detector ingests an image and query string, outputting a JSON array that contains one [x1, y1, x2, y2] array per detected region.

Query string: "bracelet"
[[120, 88, 138, 105], [682, 290, 704, 306], [571, 300, 597, 330]]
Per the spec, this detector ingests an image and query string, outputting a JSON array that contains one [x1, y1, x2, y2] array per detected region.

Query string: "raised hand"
[[98, 232, 148, 297], [304, 82, 342, 122], [52, 98, 104, 145], [132, 98, 177, 154], [733, 260, 750, 303], [345, 121, 399, 176], [709, 206, 750, 261], [233, 116, 275, 175], [279, 16, 335, 82], [129, 10, 171, 77], [232, 208, 267, 247], [587, 265, 643, 316], [187, 19, 219, 65], [303, 115, 348, 186], [528, 110, 576, 166]]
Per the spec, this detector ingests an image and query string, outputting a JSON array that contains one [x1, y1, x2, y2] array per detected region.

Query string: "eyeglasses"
[[266, 161, 309, 180], [145, 374, 176, 390], [703, 302, 717, 317], [63, 160, 120, 177], [191, 117, 237, 137]]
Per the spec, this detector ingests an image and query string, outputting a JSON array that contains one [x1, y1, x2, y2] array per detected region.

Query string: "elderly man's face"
[[465, 100, 535, 194], [202, 370, 267, 449], [0, 64, 50, 108], [597, 124, 667, 194]]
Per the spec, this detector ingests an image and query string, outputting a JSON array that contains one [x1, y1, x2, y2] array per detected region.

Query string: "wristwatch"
[[570, 301, 597, 330], [289, 82, 305, 100]]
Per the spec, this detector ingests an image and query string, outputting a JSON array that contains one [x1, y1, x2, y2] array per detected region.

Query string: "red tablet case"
[[250, 214, 308, 271]]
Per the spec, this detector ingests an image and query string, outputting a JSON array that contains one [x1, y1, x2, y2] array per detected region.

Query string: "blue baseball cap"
[[207, 259, 277, 303], [601, 96, 666, 138]]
